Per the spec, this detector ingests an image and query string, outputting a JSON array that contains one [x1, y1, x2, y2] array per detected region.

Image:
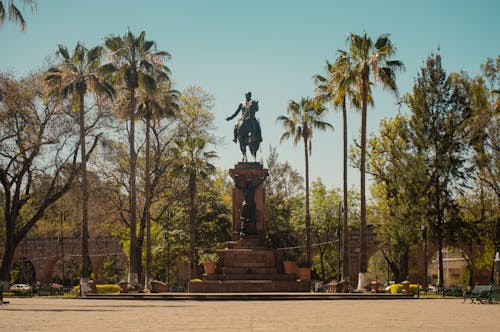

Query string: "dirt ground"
[[1, 297, 498, 331]]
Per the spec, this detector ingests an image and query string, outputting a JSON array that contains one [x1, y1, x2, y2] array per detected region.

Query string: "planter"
[[371, 280, 379, 293], [87, 280, 97, 293], [283, 261, 297, 275], [151, 280, 169, 293], [297, 267, 311, 281], [203, 261, 217, 275]]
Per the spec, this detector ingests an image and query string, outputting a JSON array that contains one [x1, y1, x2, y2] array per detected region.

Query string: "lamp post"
[[421, 224, 427, 293], [164, 209, 172, 287], [60, 212, 66, 286], [494, 236, 500, 287]]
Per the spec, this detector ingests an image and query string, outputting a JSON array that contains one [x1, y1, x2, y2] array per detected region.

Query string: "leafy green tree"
[[309, 179, 341, 281], [170, 137, 217, 279], [404, 53, 473, 288], [361, 115, 426, 282], [46, 42, 114, 293], [195, 171, 232, 253], [474, 56, 500, 204], [137, 77, 178, 290], [265, 147, 304, 259], [337, 32, 404, 289], [277, 97, 333, 264], [104, 30, 171, 287], [175, 85, 218, 144], [0, 72, 83, 284], [315, 56, 360, 282], [0, 0, 35, 31], [100, 256, 126, 284]]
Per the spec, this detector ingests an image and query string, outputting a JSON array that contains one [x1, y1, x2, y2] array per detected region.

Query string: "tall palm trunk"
[[303, 129, 312, 264], [341, 97, 349, 282], [358, 74, 369, 290], [128, 87, 139, 286], [79, 94, 91, 294], [189, 171, 197, 279], [144, 109, 152, 291]]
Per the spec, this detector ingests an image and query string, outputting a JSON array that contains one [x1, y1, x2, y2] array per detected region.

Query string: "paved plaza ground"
[[1, 297, 498, 331]]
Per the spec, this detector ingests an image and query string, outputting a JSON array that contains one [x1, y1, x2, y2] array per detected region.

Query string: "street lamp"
[[421, 224, 428, 293], [494, 237, 500, 287], [164, 209, 172, 287], [59, 212, 66, 286]]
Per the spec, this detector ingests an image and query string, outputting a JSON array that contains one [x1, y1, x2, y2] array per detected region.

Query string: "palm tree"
[[104, 30, 171, 287], [277, 97, 333, 264], [0, 0, 35, 31], [314, 58, 360, 282], [45, 43, 114, 293], [337, 32, 404, 289], [170, 137, 217, 280], [137, 80, 179, 290]]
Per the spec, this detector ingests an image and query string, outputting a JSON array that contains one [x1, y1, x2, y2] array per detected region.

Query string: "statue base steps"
[[188, 241, 309, 292], [189, 279, 310, 293]]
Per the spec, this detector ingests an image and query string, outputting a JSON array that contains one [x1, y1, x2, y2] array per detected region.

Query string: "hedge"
[[390, 283, 420, 296], [73, 284, 120, 294]]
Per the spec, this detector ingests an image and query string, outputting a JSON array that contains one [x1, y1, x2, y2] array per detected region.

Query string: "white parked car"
[[9, 284, 32, 291]]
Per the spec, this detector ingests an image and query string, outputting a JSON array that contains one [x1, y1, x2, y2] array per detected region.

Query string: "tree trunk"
[[399, 247, 409, 281], [128, 87, 139, 287], [0, 232, 17, 284], [79, 94, 91, 294], [189, 171, 197, 280], [358, 75, 368, 290], [303, 132, 311, 265], [438, 213, 444, 289], [145, 111, 152, 291], [315, 234, 326, 281], [341, 97, 349, 282]]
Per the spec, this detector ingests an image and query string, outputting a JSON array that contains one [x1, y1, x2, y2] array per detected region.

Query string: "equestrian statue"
[[226, 91, 262, 161]]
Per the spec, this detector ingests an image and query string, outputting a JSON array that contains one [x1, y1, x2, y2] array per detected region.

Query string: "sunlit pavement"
[[1, 297, 498, 331]]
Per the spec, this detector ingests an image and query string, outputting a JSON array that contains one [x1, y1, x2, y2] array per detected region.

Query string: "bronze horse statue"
[[237, 100, 262, 161], [226, 92, 262, 162]]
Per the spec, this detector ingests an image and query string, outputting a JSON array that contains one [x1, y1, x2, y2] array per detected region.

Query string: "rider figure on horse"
[[226, 91, 262, 144]]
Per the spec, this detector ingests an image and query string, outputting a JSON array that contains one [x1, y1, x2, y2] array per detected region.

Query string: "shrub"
[[198, 252, 219, 264], [73, 284, 120, 294], [390, 284, 402, 294], [97, 285, 120, 293], [390, 283, 420, 295]]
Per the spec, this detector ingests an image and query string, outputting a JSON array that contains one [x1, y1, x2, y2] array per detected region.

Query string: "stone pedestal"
[[189, 162, 309, 293], [229, 162, 268, 240]]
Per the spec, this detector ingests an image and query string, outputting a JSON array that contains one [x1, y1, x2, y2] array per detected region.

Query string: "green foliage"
[[360, 115, 425, 282], [100, 256, 126, 284], [389, 283, 420, 296], [198, 252, 219, 264], [297, 256, 312, 268], [52, 259, 80, 285], [265, 147, 303, 249], [96, 284, 120, 293], [0, 0, 36, 31], [73, 284, 120, 294]]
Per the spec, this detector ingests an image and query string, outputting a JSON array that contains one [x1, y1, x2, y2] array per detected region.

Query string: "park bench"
[[463, 284, 492, 304]]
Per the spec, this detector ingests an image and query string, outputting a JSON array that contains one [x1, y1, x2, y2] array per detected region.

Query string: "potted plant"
[[199, 252, 220, 275], [297, 257, 311, 281], [282, 250, 299, 275]]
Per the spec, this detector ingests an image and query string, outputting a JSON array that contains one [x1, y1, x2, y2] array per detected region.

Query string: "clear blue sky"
[[1, 0, 499, 191]]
